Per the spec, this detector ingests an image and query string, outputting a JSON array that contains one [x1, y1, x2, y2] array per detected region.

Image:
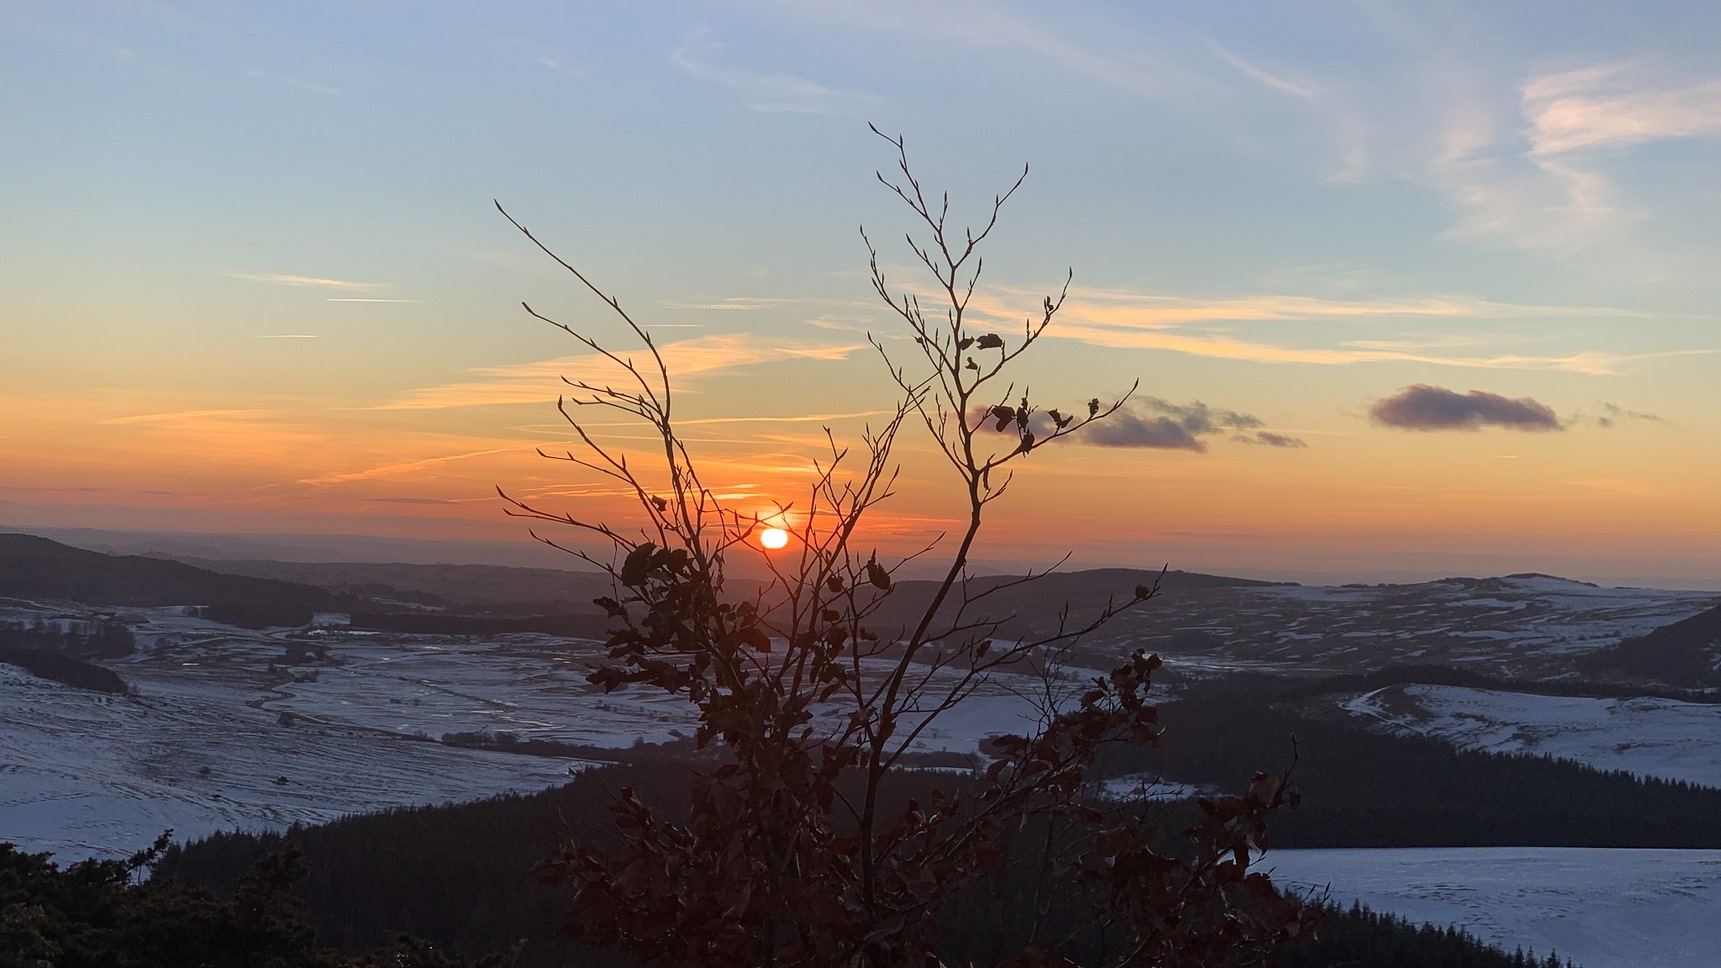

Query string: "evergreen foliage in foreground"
[[0, 836, 507, 968], [152, 754, 1602, 967]]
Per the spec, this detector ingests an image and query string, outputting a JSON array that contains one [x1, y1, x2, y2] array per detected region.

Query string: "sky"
[[4, 1, 1721, 587]]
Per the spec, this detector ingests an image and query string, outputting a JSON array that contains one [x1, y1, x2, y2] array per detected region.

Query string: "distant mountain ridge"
[[0, 533, 355, 625], [155, 556, 615, 610]]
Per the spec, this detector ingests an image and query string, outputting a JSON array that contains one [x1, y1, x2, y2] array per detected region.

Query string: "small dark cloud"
[[1233, 431, 1308, 448], [1085, 397, 1262, 452], [1089, 413, 1205, 450], [972, 396, 1265, 452], [1370, 384, 1562, 432], [1596, 402, 1662, 429]]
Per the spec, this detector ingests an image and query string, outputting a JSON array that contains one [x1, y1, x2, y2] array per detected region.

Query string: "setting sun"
[[759, 527, 790, 550]]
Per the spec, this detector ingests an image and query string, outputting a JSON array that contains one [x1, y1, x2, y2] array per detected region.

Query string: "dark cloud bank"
[[978, 397, 1306, 452], [1370, 384, 1562, 432]]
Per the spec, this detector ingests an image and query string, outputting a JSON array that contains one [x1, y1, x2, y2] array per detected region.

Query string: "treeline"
[[0, 836, 506, 967], [1277, 903, 1577, 968], [1102, 678, 1721, 848], [1265, 662, 1721, 705], [151, 762, 1572, 967], [0, 618, 135, 658], [1581, 602, 1721, 689], [348, 611, 607, 637], [0, 643, 130, 693]]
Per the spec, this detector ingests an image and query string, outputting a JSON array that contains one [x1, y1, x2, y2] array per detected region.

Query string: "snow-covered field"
[[1267, 847, 1721, 968], [1, 603, 1062, 861], [0, 662, 580, 862], [1343, 684, 1721, 788]]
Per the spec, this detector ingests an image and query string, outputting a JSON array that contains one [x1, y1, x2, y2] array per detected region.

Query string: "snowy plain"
[[0, 602, 1055, 862], [1268, 847, 1721, 968]]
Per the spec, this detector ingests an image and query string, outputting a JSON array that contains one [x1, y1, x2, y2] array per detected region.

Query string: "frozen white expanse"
[[1267, 847, 1721, 968], [0, 661, 580, 863], [1343, 684, 1721, 788], [1, 602, 1059, 861]]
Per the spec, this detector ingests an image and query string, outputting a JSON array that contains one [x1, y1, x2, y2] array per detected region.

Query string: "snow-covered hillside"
[[0, 661, 579, 862], [1092, 574, 1720, 679], [1342, 684, 1721, 788], [1268, 847, 1721, 968], [0, 601, 1058, 861]]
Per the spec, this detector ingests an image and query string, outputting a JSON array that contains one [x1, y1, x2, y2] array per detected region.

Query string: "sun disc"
[[759, 527, 790, 550]]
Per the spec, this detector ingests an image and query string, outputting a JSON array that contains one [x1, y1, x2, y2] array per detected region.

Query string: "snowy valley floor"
[[1268, 847, 1721, 968]]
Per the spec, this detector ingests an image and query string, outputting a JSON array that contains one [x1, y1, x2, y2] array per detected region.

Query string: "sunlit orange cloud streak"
[[968, 285, 1655, 327], [298, 448, 517, 486], [950, 288, 1686, 372], [89, 408, 330, 464], [228, 273, 389, 291], [1043, 325, 1674, 374], [375, 334, 865, 410]]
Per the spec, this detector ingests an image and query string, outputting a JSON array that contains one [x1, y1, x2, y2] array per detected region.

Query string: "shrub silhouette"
[[494, 127, 1319, 967]]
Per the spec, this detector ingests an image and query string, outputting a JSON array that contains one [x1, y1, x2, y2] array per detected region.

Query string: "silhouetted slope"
[[866, 566, 1289, 639], [1581, 603, 1721, 688], [161, 557, 616, 611], [0, 533, 355, 626]]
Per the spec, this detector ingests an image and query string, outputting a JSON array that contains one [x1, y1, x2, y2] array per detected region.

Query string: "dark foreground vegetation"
[[149, 759, 1575, 968], [0, 837, 504, 968], [5, 820, 1560, 968], [0, 643, 130, 693]]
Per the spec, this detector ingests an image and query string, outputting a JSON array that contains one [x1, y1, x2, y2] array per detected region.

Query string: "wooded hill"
[[150, 661, 1719, 965]]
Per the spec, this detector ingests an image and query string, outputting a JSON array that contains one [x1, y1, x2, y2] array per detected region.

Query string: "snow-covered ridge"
[[1084, 572, 1719, 679], [1341, 683, 1721, 789]]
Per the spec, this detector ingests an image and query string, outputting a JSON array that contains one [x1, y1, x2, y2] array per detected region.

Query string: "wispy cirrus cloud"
[[379, 334, 864, 410], [300, 448, 513, 487], [655, 296, 797, 311], [1208, 41, 1315, 101], [95, 408, 325, 459], [1013, 287, 1652, 327], [961, 287, 1676, 374], [671, 28, 882, 114], [1048, 325, 1681, 375], [102, 408, 269, 426], [1431, 61, 1721, 250], [231, 273, 388, 292], [1524, 65, 1721, 157], [749, 0, 1211, 103]]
